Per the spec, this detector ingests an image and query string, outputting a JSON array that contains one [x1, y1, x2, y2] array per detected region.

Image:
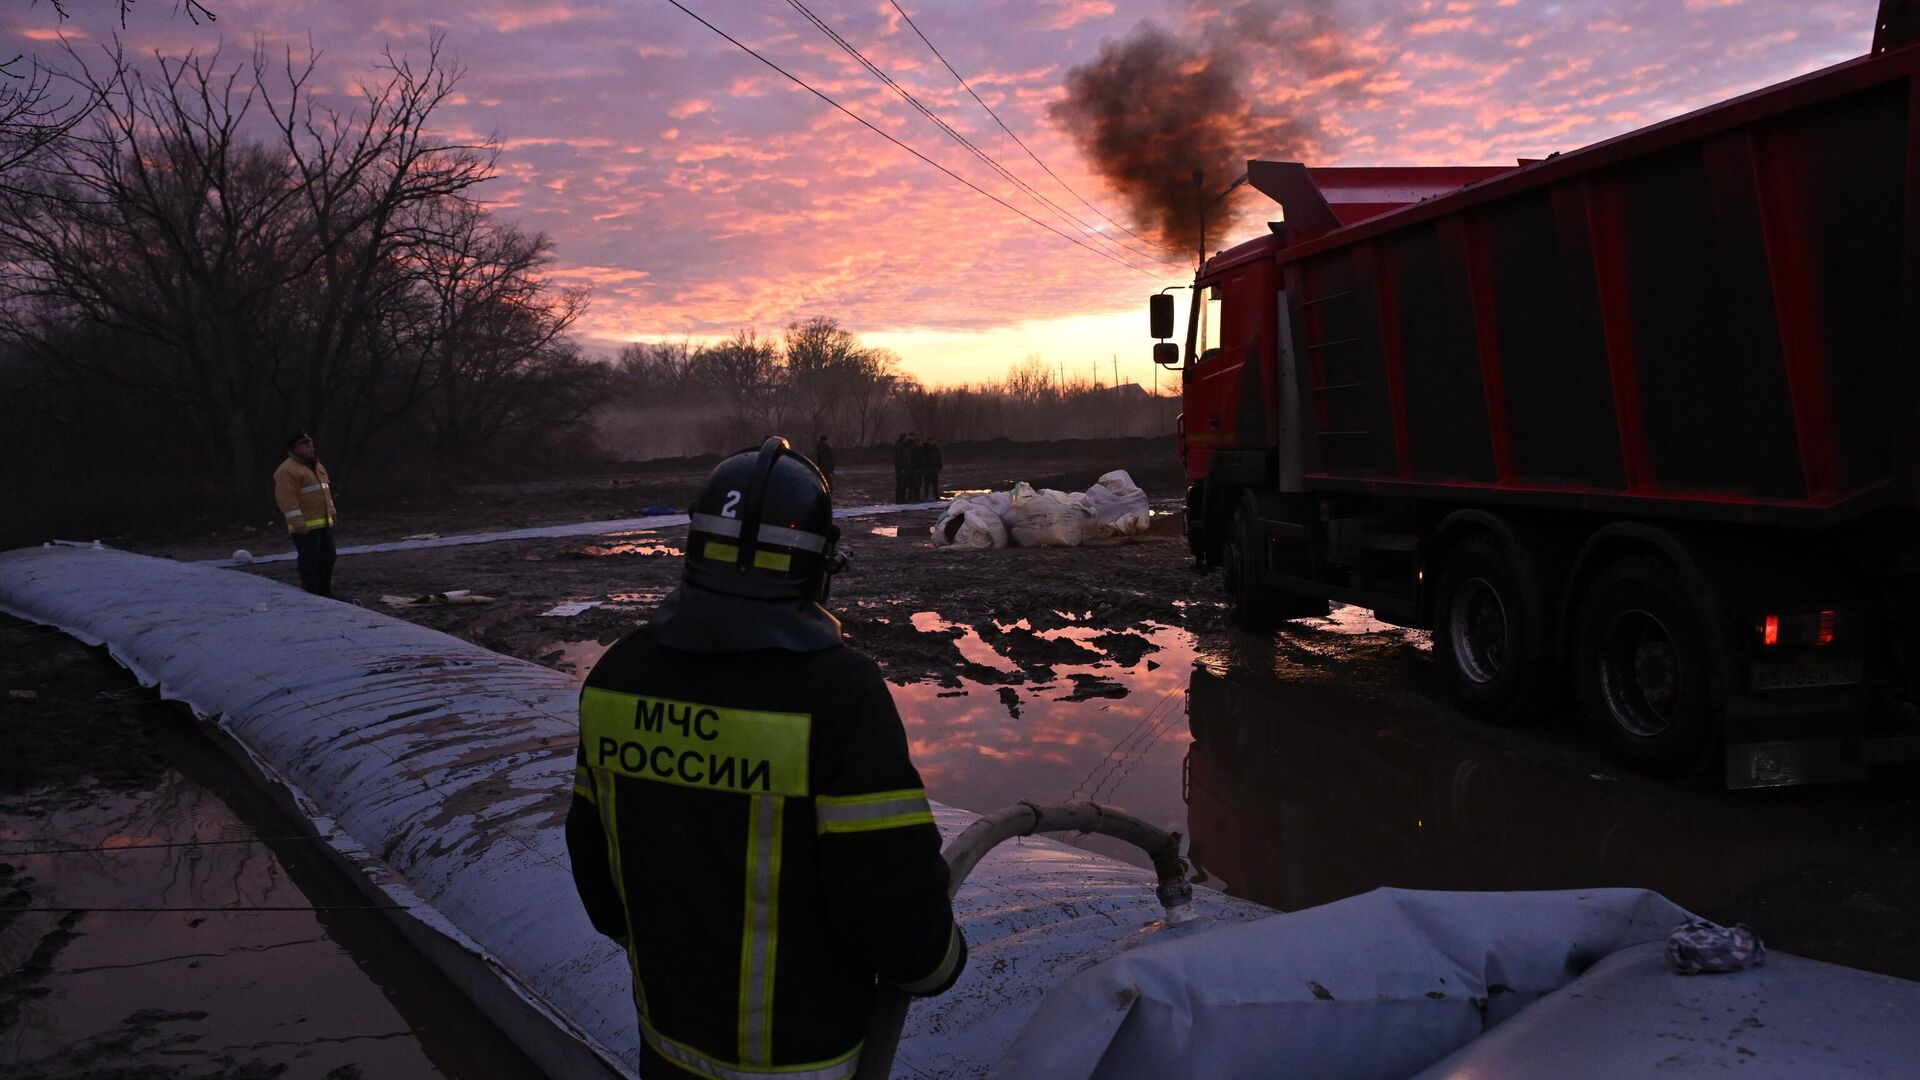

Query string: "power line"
[[657, 0, 1179, 283], [780, 0, 1176, 273], [885, 0, 1178, 256], [785, 0, 1182, 270]]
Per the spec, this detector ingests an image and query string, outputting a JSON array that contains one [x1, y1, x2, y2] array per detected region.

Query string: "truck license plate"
[[1750, 658, 1864, 691]]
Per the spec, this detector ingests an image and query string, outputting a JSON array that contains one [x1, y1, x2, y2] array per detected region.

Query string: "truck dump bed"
[[1239, 43, 1919, 526]]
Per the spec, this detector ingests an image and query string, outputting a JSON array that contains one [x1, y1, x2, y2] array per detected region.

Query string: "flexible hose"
[[853, 800, 1194, 1080]]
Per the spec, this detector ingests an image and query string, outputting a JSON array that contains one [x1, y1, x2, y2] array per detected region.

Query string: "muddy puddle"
[[580, 539, 683, 558], [0, 620, 542, 1079], [539, 602, 1920, 979], [539, 605, 1432, 873]]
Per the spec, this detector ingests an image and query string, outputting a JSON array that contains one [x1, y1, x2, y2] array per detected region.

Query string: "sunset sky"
[[6, 0, 1875, 388]]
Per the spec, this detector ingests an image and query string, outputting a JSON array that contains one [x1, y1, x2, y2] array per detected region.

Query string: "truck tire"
[[1574, 557, 1714, 777], [1433, 534, 1555, 725], [1220, 495, 1275, 630]]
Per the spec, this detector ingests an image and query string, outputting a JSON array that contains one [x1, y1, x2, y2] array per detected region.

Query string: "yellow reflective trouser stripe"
[[896, 923, 963, 995], [703, 540, 794, 572], [641, 1019, 861, 1080], [596, 771, 649, 1022], [739, 794, 783, 1065], [815, 788, 934, 834]]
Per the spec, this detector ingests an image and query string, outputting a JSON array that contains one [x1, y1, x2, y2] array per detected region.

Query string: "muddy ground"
[[146, 447, 1211, 688], [137, 445, 1920, 980], [5, 437, 1919, 1077]]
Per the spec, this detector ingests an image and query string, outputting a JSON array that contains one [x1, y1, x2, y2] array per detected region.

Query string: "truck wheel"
[[1575, 558, 1713, 777], [1433, 535, 1555, 725], [1220, 496, 1275, 630]]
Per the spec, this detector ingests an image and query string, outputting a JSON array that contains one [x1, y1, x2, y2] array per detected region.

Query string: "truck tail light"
[[1755, 609, 1843, 649]]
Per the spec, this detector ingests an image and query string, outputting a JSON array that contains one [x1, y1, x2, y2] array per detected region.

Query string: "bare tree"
[[4, 1, 215, 189], [31, 1, 217, 26], [0, 38, 499, 492], [400, 199, 587, 455], [1005, 353, 1055, 404], [842, 346, 900, 449], [781, 315, 864, 444], [611, 340, 701, 400], [697, 328, 784, 445], [0, 53, 106, 193]]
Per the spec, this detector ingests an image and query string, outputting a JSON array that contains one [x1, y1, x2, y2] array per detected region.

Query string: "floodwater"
[[544, 605, 1420, 873], [0, 692, 543, 1078], [545, 603, 1920, 976]]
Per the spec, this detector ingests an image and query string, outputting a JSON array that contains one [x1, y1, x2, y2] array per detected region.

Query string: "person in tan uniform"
[[273, 432, 339, 597]]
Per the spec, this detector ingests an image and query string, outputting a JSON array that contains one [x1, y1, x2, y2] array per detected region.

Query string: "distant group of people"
[[894, 432, 942, 502]]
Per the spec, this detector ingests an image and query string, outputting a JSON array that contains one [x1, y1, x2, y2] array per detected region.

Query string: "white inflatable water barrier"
[[993, 886, 1920, 1078], [196, 500, 951, 567], [7, 545, 1916, 1079], [0, 545, 1269, 1077]]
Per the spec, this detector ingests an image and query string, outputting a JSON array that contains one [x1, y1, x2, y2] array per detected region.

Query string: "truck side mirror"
[[1150, 293, 1174, 340], [1153, 342, 1180, 367]]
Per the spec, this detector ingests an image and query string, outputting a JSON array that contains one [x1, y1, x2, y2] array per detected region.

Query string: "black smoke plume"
[[1051, 1, 1369, 258]]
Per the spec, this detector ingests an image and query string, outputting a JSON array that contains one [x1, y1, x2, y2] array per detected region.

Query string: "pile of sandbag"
[[932, 470, 1151, 551]]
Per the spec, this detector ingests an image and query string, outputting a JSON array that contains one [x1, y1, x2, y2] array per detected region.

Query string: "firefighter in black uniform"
[[567, 437, 965, 1080]]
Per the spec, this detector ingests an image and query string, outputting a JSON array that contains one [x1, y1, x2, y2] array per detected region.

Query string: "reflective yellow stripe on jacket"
[[581, 685, 838, 1074], [815, 789, 934, 834], [273, 456, 336, 532]]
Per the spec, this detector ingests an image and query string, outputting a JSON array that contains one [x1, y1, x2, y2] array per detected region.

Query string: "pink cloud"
[[0, 0, 1881, 383], [1408, 16, 1477, 36]]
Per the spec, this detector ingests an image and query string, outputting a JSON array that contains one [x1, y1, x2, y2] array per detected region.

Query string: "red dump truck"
[[1152, 4, 1920, 785]]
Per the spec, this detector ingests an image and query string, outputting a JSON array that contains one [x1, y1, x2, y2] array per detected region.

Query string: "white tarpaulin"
[[0, 545, 1267, 1078]]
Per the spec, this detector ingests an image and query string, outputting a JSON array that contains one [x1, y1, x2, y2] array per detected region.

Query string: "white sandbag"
[[1085, 470, 1151, 537], [932, 498, 973, 548], [1005, 486, 1092, 548], [939, 507, 1008, 550], [933, 497, 1008, 550]]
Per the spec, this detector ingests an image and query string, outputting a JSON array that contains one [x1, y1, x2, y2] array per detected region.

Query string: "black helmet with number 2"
[[650, 437, 848, 653]]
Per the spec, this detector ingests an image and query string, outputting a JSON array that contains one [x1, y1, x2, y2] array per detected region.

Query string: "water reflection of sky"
[[891, 620, 1197, 868], [540, 615, 1199, 868], [0, 764, 538, 1076], [581, 540, 683, 558]]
